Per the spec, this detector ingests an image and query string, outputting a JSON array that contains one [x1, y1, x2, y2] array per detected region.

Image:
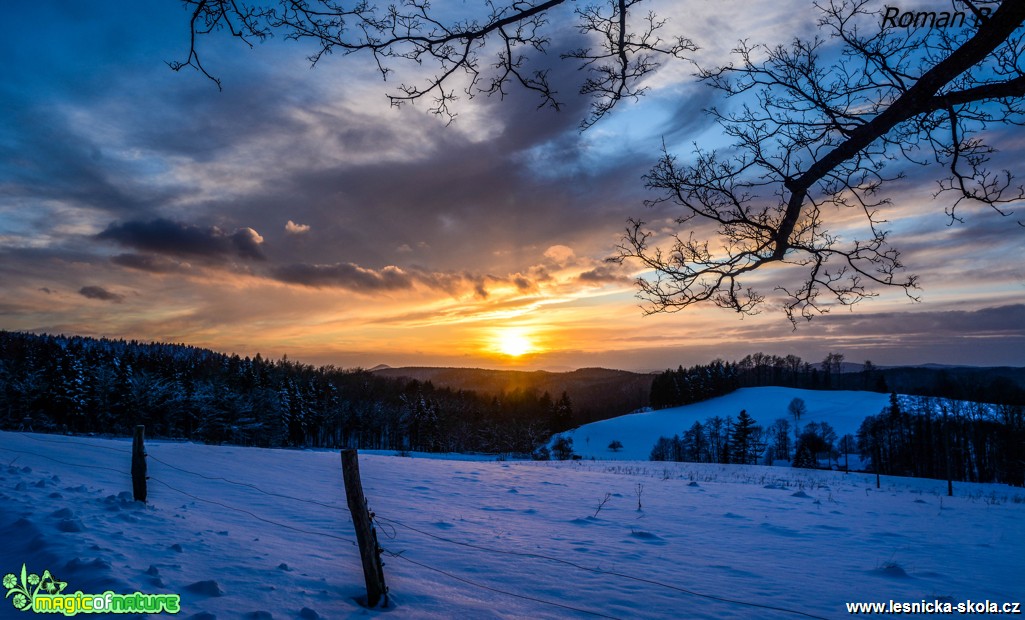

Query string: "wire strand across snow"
[[2, 431, 1023, 619]]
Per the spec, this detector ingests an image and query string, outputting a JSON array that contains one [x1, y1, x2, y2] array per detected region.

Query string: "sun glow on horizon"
[[493, 328, 536, 357]]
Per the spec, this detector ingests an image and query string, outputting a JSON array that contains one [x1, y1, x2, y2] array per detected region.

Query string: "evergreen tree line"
[[0, 331, 573, 454], [648, 354, 870, 410], [649, 360, 742, 409], [651, 351, 1025, 410], [648, 404, 847, 469], [648, 393, 1025, 487], [649, 410, 766, 465], [857, 393, 1025, 487], [731, 352, 877, 391]]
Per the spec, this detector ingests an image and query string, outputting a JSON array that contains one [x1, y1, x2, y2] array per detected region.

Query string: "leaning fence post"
[[132, 425, 147, 502], [341, 449, 388, 607]]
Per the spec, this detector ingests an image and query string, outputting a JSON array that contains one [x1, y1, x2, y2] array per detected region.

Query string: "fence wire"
[[1, 433, 831, 620]]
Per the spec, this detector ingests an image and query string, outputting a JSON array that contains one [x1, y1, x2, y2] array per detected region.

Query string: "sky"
[[0, 0, 1023, 371]]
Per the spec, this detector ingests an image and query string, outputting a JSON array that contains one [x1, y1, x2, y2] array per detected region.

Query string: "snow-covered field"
[[2, 430, 1024, 619], [563, 387, 894, 460]]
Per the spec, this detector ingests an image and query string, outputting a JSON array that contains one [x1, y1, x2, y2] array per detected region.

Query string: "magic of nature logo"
[[3, 564, 181, 615]]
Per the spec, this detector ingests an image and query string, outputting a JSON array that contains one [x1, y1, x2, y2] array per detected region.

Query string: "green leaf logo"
[[3, 564, 63, 612], [4, 563, 39, 611]]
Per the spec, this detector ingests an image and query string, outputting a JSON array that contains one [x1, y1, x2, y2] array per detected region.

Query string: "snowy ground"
[[562, 388, 895, 461], [1, 430, 1024, 619]]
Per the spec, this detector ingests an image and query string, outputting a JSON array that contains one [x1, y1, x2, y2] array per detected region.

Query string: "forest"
[[649, 352, 1025, 410], [3, 330, 1023, 485], [858, 393, 1025, 486], [648, 392, 1025, 487], [0, 331, 573, 455]]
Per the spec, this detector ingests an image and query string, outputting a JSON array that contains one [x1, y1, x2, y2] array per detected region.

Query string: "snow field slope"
[[562, 387, 895, 460], [1, 431, 1023, 619]]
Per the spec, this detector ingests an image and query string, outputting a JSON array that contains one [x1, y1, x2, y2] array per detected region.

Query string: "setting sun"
[[494, 329, 535, 357]]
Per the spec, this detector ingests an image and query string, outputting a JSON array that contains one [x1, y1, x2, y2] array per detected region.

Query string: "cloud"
[[3, 0, 1023, 371], [544, 245, 577, 266], [512, 275, 534, 292], [270, 261, 545, 299], [285, 220, 311, 235], [816, 303, 1025, 339], [578, 263, 632, 284], [272, 263, 415, 291], [110, 253, 191, 274], [96, 219, 265, 261], [698, 303, 1025, 367], [232, 227, 265, 260], [2, 19, 652, 288], [658, 85, 725, 144], [79, 285, 124, 303], [0, 98, 184, 219]]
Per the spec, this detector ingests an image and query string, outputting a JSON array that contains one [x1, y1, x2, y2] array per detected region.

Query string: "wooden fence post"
[[341, 449, 388, 607], [132, 425, 147, 502], [943, 409, 954, 497]]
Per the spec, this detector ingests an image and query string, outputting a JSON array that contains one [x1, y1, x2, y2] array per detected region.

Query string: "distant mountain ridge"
[[874, 365, 1025, 401], [376, 360, 1025, 418], [372, 366, 653, 424]]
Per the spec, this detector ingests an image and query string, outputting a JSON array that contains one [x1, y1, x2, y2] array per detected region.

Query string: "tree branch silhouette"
[[171, 0, 1025, 324], [614, 0, 1025, 324], [171, 0, 692, 126]]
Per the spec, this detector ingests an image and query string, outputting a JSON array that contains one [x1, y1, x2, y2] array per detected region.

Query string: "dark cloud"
[[572, 304, 1025, 371], [817, 304, 1025, 339], [124, 76, 310, 163], [578, 264, 632, 284], [110, 253, 191, 274], [241, 129, 651, 275], [719, 303, 1025, 345], [96, 219, 265, 261], [272, 263, 415, 291], [232, 228, 266, 260], [4, 16, 657, 284], [660, 85, 724, 143], [270, 261, 540, 298], [166, 31, 659, 276], [699, 303, 1025, 367], [0, 94, 184, 218], [0, 247, 110, 291], [79, 286, 124, 303]]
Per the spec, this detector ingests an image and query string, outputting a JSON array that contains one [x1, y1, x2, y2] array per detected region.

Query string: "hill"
[[372, 366, 653, 424], [875, 365, 1025, 402], [559, 387, 890, 461]]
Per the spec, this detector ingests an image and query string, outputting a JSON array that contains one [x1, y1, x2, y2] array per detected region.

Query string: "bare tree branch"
[[172, 0, 692, 126], [614, 0, 1025, 324], [170, 0, 1025, 324]]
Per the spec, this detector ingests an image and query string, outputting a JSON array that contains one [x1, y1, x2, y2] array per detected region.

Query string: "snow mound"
[[559, 387, 893, 460]]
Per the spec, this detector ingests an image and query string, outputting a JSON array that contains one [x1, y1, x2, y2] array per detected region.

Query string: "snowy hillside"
[[2, 431, 1024, 619], [560, 387, 894, 461]]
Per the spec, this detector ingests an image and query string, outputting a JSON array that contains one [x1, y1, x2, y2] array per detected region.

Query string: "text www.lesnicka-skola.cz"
[[847, 600, 1021, 615]]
